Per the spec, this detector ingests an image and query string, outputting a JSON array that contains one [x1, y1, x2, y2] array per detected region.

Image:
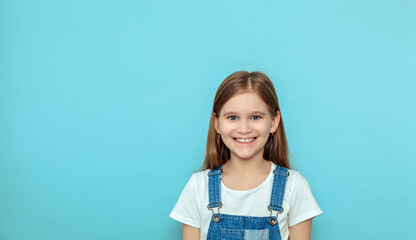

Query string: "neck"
[[223, 154, 271, 176]]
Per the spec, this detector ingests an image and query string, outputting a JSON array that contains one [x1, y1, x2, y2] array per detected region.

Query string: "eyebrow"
[[222, 111, 267, 116]]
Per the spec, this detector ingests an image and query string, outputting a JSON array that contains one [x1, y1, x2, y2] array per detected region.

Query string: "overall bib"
[[206, 164, 289, 240]]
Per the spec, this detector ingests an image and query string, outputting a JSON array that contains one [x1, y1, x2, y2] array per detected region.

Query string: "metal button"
[[269, 218, 276, 226], [213, 214, 221, 223]]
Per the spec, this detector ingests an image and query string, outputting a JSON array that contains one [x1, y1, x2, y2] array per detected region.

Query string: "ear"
[[213, 113, 220, 134], [271, 111, 281, 133]]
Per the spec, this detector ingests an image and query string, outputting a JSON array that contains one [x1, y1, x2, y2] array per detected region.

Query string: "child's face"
[[214, 92, 280, 162]]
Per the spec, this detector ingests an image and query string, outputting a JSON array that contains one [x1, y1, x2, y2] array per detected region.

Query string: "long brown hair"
[[201, 71, 291, 170]]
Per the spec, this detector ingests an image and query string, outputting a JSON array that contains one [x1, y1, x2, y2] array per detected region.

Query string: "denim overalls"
[[206, 164, 289, 240]]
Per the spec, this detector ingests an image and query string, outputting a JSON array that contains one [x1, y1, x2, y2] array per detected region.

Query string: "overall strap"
[[207, 165, 223, 209], [268, 165, 289, 212]]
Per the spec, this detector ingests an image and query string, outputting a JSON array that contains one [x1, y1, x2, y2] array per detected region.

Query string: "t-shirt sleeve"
[[169, 174, 201, 228], [288, 171, 323, 227]]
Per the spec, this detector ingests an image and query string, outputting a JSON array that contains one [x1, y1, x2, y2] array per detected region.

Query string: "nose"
[[237, 119, 252, 134]]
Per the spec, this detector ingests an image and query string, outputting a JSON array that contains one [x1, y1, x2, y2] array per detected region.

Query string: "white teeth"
[[235, 138, 255, 143]]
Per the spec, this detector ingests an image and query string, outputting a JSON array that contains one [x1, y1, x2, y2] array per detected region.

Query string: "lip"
[[233, 137, 257, 144]]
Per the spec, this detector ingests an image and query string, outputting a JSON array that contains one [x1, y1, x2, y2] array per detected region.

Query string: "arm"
[[183, 224, 200, 240], [288, 218, 312, 240]]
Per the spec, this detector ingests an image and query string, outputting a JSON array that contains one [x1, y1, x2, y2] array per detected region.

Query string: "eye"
[[227, 116, 237, 120], [251, 115, 261, 120]]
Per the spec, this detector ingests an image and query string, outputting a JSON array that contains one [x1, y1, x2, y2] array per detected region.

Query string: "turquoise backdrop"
[[1, 0, 415, 239]]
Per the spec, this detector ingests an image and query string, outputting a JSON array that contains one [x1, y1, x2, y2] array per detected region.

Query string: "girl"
[[170, 71, 322, 240]]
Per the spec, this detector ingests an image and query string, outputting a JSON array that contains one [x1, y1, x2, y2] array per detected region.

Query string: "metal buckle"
[[273, 169, 289, 177], [207, 203, 223, 212], [268, 205, 284, 214], [268, 205, 283, 226], [207, 203, 223, 223]]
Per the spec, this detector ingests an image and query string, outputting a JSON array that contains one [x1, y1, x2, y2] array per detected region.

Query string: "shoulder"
[[269, 163, 310, 194], [185, 169, 210, 192], [285, 169, 320, 211], [286, 170, 312, 195], [287, 169, 309, 186], [269, 163, 311, 198], [190, 169, 210, 183]]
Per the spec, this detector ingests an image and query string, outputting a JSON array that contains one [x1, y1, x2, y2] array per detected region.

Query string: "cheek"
[[258, 125, 272, 137], [256, 122, 270, 132], [218, 121, 233, 134], [221, 126, 234, 136]]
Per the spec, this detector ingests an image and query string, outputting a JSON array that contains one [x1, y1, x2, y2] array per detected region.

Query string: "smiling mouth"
[[233, 137, 256, 143]]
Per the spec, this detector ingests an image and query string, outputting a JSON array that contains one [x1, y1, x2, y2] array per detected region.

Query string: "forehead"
[[220, 93, 268, 114]]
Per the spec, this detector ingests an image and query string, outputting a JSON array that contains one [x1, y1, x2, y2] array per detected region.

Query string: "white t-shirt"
[[170, 162, 322, 240]]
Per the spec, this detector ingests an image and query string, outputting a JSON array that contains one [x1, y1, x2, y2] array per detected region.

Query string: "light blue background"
[[1, 0, 415, 239]]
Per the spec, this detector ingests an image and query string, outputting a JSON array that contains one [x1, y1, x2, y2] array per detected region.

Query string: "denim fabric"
[[208, 166, 223, 209], [206, 164, 289, 240], [209, 214, 276, 240], [269, 166, 289, 212], [244, 229, 269, 240], [220, 226, 269, 240]]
